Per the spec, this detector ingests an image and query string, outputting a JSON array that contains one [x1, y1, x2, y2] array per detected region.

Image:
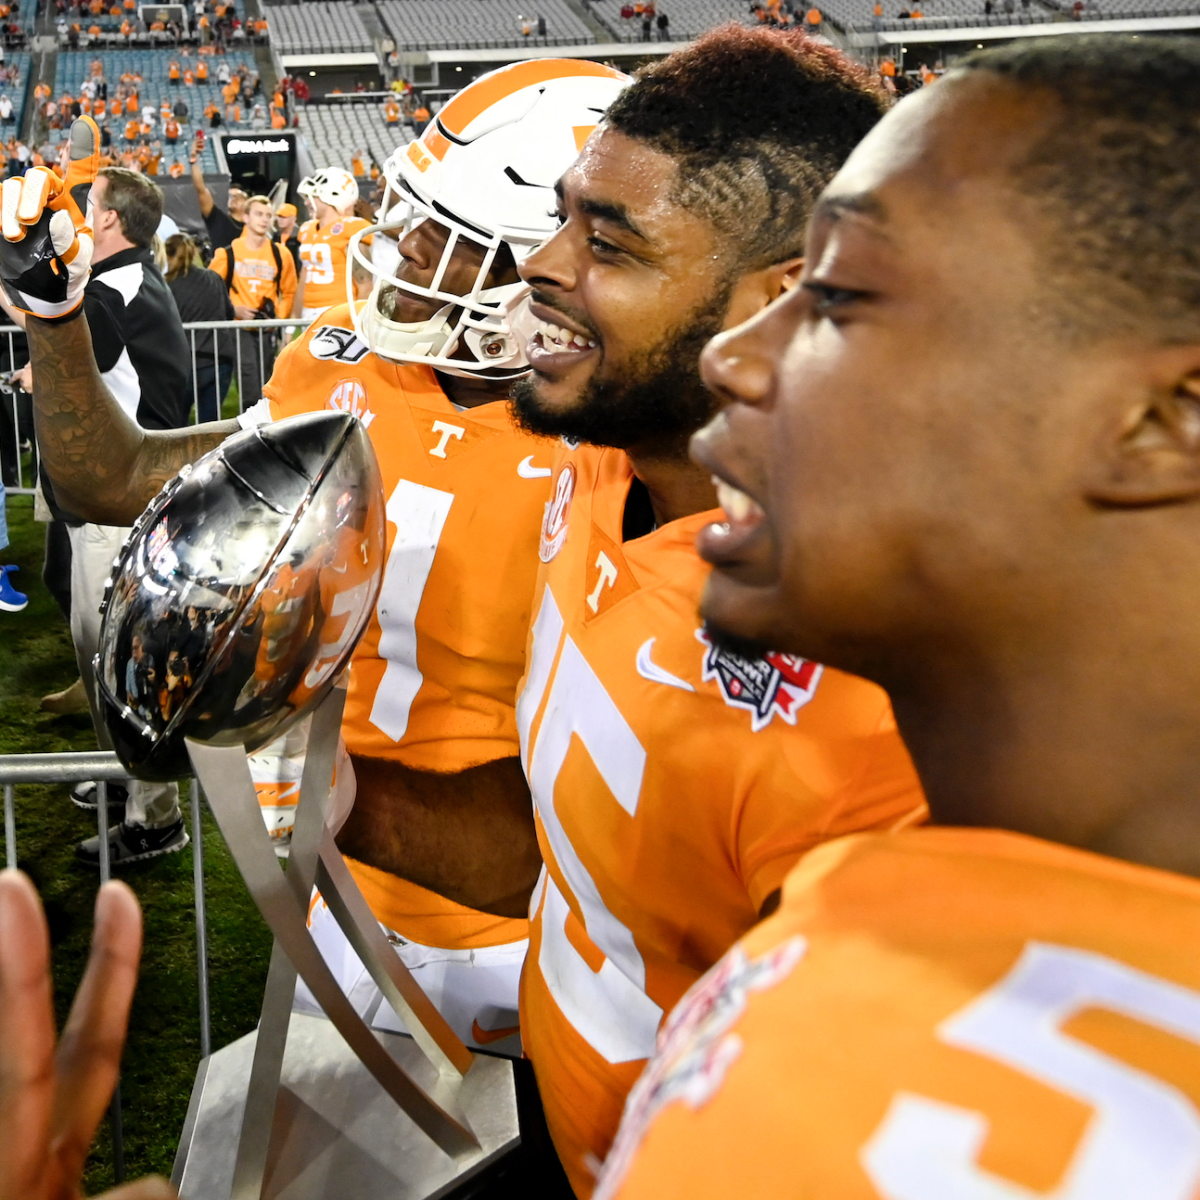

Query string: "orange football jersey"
[[264, 304, 556, 774], [298, 216, 371, 311], [599, 828, 1200, 1200], [516, 444, 927, 1197]]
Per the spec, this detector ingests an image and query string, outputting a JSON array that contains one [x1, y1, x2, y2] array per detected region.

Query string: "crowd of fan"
[[54, 0, 268, 48]]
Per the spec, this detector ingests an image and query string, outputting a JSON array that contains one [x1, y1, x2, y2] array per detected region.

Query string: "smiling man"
[[596, 35, 1200, 1199], [2, 61, 628, 1060], [508, 27, 925, 1197]]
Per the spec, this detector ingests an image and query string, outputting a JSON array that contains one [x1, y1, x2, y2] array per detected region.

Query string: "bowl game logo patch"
[[696, 627, 823, 731], [594, 937, 808, 1200]]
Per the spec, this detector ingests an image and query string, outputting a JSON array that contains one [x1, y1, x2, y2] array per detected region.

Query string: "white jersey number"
[[369, 479, 453, 742], [518, 588, 663, 1064], [301, 242, 335, 286], [863, 941, 1200, 1200]]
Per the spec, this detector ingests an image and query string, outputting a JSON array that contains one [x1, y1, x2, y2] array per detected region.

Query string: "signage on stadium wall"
[[225, 138, 292, 155]]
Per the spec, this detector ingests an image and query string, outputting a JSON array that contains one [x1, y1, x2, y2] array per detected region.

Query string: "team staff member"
[[508, 30, 923, 1196], [209, 194, 297, 407], [294, 167, 370, 320], [600, 34, 1200, 1200]]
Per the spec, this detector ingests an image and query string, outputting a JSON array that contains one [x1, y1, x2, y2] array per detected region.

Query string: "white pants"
[[294, 894, 528, 1057], [68, 522, 180, 829]]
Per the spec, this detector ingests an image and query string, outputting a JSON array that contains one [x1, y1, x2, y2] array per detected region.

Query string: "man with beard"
[[0, 61, 628, 1060], [597, 36, 1200, 1200], [509, 28, 925, 1196]]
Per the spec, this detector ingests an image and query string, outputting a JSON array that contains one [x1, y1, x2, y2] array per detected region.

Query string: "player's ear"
[[1085, 355, 1200, 508], [722, 256, 804, 330]]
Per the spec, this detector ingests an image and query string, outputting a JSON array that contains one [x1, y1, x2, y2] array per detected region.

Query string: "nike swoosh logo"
[[471, 1018, 522, 1046], [636, 637, 695, 692], [518, 455, 553, 479]]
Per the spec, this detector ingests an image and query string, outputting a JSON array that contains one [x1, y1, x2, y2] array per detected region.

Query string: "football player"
[[1, 60, 629, 1057], [598, 35, 1200, 1199], [507, 28, 925, 1196], [294, 167, 371, 321]]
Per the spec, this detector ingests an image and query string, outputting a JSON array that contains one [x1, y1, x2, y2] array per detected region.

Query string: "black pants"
[[43, 519, 72, 622], [235, 326, 277, 411]]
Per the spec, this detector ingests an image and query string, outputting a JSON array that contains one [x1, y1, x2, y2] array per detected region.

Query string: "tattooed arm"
[[29, 313, 240, 525]]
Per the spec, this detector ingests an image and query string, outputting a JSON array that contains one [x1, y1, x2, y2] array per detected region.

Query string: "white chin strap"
[[359, 284, 458, 361], [358, 278, 532, 377]]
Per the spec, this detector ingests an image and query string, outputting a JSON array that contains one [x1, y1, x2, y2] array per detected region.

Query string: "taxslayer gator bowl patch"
[[696, 627, 823, 732]]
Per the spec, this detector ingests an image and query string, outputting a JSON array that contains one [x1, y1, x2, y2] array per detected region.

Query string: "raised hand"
[[0, 869, 176, 1200], [0, 116, 100, 320]]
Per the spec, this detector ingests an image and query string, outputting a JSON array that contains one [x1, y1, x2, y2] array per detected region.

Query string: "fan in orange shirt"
[[597, 36, 1200, 1200], [508, 30, 920, 1197], [294, 167, 370, 320]]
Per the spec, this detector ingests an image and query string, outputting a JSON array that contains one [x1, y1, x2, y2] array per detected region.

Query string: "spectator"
[[656, 9, 669, 37], [208, 195, 297, 410], [537, 13, 546, 35], [189, 132, 243, 245], [805, 4, 821, 28], [0, 94, 12, 127], [250, 103, 265, 129], [641, 10, 652, 38], [273, 200, 301, 273], [163, 230, 234, 422], [413, 100, 429, 134]]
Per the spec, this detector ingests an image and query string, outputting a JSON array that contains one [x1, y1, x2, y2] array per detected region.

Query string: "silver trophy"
[[96, 412, 524, 1200]]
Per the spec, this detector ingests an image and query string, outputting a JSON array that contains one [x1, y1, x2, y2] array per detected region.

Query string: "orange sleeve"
[[261, 329, 305, 420], [734, 693, 925, 912], [278, 245, 298, 316], [208, 247, 228, 284]]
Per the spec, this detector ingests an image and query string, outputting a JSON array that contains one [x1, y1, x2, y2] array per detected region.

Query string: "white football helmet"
[[349, 59, 629, 378], [311, 166, 359, 211]]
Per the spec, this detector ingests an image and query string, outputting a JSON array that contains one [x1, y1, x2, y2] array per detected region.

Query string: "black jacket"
[[168, 264, 235, 362], [84, 245, 190, 431]]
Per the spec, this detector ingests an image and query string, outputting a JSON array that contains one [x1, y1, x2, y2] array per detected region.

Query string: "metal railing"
[[1, 316, 315, 498], [0, 753, 213, 1184]]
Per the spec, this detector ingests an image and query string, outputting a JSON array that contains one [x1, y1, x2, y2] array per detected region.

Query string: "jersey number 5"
[[863, 941, 1200, 1199], [518, 588, 664, 1064]]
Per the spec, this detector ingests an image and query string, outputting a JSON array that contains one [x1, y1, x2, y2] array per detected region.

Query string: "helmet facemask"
[[349, 176, 536, 380]]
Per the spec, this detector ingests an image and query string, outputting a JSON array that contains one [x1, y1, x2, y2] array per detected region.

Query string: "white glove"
[[0, 167, 93, 320]]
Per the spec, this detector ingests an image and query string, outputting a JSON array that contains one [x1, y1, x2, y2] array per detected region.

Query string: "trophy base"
[[172, 1012, 522, 1200]]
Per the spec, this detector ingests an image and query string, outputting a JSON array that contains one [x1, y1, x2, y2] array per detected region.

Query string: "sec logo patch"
[[326, 378, 375, 428]]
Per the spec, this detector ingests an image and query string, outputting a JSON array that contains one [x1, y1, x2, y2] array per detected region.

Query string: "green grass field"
[[1, 492, 274, 1192]]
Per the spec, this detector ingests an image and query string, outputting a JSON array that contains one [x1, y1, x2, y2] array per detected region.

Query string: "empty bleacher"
[[49, 49, 260, 169], [264, 1, 374, 54], [378, 0, 594, 49], [298, 100, 411, 172]]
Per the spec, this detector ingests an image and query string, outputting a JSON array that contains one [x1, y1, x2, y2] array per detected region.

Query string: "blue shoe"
[[0, 565, 27, 612]]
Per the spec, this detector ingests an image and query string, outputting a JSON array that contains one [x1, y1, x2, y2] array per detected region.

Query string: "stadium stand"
[[298, 100, 411, 172], [0, 52, 30, 136], [47, 50, 261, 170], [264, 1, 374, 54], [589, 0, 754, 40], [377, 0, 595, 49]]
